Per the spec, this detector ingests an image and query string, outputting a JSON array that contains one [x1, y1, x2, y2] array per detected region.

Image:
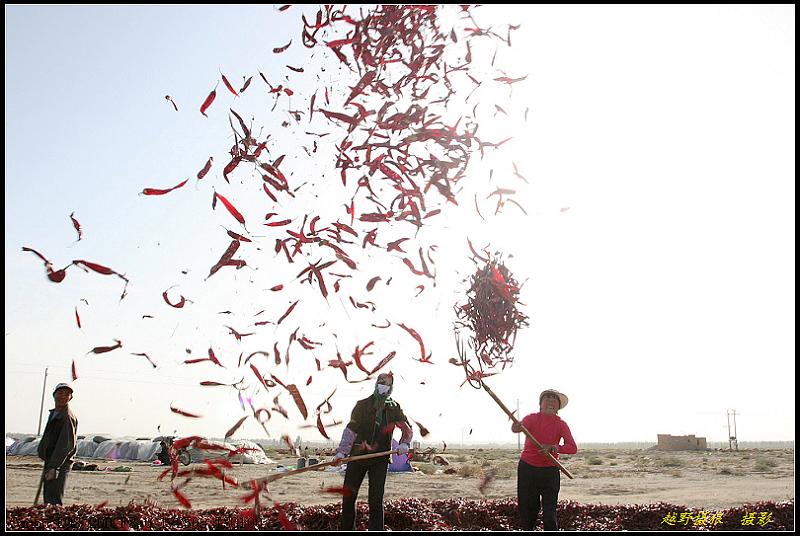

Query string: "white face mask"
[[376, 384, 391, 395]]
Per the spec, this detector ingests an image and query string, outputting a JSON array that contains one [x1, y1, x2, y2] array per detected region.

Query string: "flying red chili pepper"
[[207, 239, 241, 280], [131, 352, 158, 368], [273, 40, 292, 54], [87, 339, 122, 355], [411, 418, 430, 437], [206, 347, 224, 368], [277, 300, 299, 325], [69, 212, 83, 244], [71, 260, 124, 283], [225, 416, 249, 439], [140, 178, 189, 196], [460, 369, 497, 388], [165, 95, 178, 111], [398, 323, 431, 363], [352, 342, 374, 376], [162, 288, 188, 308], [402, 257, 426, 276], [225, 325, 255, 342], [286, 384, 308, 419], [171, 485, 192, 509], [477, 469, 498, 494], [386, 238, 409, 252], [220, 71, 238, 96], [370, 351, 396, 375], [494, 74, 528, 84], [229, 108, 250, 139], [200, 84, 217, 117], [197, 157, 213, 180], [213, 191, 247, 229], [250, 364, 271, 391], [222, 156, 241, 184], [22, 247, 71, 283], [239, 76, 253, 94], [280, 434, 299, 457], [225, 229, 251, 242], [170, 405, 202, 418]]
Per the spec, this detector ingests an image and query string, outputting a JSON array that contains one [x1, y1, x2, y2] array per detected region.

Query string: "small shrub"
[[654, 456, 684, 468], [587, 456, 603, 466], [417, 463, 438, 475], [458, 465, 483, 478], [719, 465, 744, 476], [753, 459, 778, 472]]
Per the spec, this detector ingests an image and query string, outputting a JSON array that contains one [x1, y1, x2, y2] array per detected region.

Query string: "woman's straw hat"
[[540, 389, 568, 410]]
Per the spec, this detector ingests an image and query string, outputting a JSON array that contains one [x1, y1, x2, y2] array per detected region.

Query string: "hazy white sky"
[[5, 5, 795, 447]]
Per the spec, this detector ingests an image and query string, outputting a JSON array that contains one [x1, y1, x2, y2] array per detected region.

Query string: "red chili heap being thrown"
[[455, 256, 528, 369]]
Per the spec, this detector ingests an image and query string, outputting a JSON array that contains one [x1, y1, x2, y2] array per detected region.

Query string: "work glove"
[[331, 451, 347, 466], [397, 443, 409, 456], [44, 468, 57, 481], [539, 445, 558, 456]]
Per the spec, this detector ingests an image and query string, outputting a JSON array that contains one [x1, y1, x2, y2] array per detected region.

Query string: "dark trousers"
[[340, 458, 389, 531], [518, 461, 560, 530], [43, 469, 70, 506]]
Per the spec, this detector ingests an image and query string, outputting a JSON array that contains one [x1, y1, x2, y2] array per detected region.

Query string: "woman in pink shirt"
[[512, 389, 577, 530]]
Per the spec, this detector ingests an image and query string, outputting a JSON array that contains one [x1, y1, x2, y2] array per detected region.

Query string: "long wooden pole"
[[255, 449, 399, 485], [481, 382, 573, 479], [33, 465, 46, 506]]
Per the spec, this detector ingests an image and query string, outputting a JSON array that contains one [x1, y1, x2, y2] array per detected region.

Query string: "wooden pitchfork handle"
[[33, 465, 46, 506], [255, 449, 399, 485], [482, 382, 574, 479]]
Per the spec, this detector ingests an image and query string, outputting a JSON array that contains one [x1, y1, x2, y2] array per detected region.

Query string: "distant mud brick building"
[[657, 434, 708, 451]]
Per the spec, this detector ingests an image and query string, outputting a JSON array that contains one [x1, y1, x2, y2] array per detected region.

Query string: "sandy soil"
[[5, 448, 793, 512]]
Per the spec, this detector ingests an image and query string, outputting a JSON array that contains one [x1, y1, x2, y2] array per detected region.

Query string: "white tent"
[[92, 438, 160, 462], [7, 436, 39, 456], [76, 438, 98, 458], [7, 435, 273, 464], [185, 439, 273, 464]]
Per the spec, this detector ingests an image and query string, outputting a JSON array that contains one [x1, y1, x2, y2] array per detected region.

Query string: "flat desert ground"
[[5, 448, 793, 512]]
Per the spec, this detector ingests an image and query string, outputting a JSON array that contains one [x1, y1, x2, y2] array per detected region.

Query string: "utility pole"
[[726, 411, 731, 450], [727, 410, 739, 451], [37, 367, 49, 436]]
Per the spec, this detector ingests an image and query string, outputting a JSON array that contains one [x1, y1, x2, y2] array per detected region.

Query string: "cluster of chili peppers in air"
[[454, 251, 529, 372]]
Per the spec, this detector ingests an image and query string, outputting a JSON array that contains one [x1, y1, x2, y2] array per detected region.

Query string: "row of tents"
[[6, 435, 272, 464]]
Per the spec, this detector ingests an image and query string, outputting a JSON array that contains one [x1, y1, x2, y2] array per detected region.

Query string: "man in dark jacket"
[[37, 382, 79, 505], [333, 372, 413, 530]]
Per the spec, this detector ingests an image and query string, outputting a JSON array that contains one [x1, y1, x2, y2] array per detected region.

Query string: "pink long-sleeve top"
[[519, 412, 577, 467]]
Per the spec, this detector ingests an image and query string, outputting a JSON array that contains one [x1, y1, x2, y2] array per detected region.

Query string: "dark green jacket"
[[346, 394, 409, 456], [37, 406, 78, 471]]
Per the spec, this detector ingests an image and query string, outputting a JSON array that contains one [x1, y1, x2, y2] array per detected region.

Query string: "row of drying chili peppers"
[[7, 498, 793, 530]]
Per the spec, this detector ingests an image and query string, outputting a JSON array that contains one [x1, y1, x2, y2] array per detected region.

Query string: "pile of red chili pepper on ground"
[[7, 498, 793, 530]]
